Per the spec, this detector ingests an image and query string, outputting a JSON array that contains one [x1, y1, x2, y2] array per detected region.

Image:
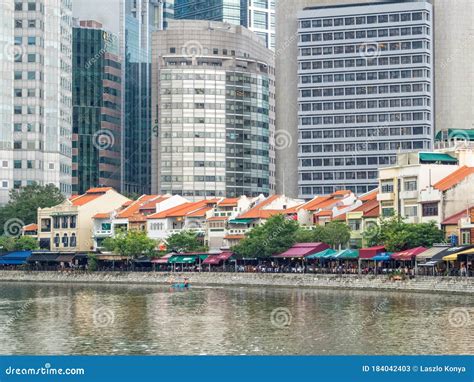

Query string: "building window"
[[461, 231, 471, 245], [404, 179, 417, 191], [381, 181, 394, 193], [422, 203, 438, 217], [62, 234, 69, 247], [54, 234, 60, 248], [404, 206, 417, 217], [70, 234, 77, 247]]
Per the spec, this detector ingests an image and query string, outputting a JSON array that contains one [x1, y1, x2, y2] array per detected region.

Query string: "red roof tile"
[[298, 196, 332, 212], [218, 197, 240, 207], [434, 166, 474, 192], [238, 195, 281, 219], [359, 188, 379, 201], [442, 209, 470, 225], [147, 199, 219, 219], [207, 216, 229, 221], [70, 187, 113, 206], [224, 234, 245, 240], [93, 212, 111, 219], [116, 195, 162, 218], [353, 199, 380, 217], [22, 223, 38, 232]]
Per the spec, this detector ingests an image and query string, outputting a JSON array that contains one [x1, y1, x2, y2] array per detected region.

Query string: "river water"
[[0, 282, 472, 355]]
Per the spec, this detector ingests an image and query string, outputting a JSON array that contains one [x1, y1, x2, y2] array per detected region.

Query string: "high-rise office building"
[[0, 0, 73, 205], [72, 20, 122, 195], [297, 1, 433, 198], [275, 0, 474, 198], [151, 20, 275, 199], [174, 0, 275, 49], [73, 0, 173, 196]]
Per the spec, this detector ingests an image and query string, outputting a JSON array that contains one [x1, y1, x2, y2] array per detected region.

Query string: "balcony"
[[94, 230, 112, 237], [400, 190, 418, 200], [377, 192, 395, 201]]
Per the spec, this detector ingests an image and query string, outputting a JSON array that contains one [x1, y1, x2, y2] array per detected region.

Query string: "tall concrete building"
[[174, 0, 275, 49], [275, 0, 474, 198], [0, 0, 73, 205], [297, 1, 433, 198], [151, 20, 275, 200], [72, 20, 122, 195], [73, 0, 174, 196]]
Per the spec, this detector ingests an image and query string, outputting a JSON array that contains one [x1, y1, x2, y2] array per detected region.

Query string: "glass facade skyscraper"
[[151, 20, 275, 199], [174, 0, 275, 49], [72, 20, 122, 195], [0, 0, 73, 205], [297, 1, 433, 199]]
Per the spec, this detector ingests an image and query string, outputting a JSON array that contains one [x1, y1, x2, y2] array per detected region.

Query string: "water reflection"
[[0, 283, 473, 355]]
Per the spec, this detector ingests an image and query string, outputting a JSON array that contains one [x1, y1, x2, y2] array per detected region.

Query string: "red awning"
[[391, 246, 427, 261], [202, 252, 233, 265], [273, 243, 330, 258], [359, 245, 386, 259], [152, 254, 173, 264]]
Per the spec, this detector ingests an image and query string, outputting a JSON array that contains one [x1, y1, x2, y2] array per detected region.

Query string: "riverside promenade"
[[1, 271, 474, 294]]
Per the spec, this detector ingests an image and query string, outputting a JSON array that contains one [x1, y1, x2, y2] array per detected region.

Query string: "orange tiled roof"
[[23, 223, 38, 232], [186, 205, 214, 217], [128, 213, 147, 223], [359, 188, 379, 201], [218, 197, 239, 207], [147, 199, 219, 219], [297, 196, 332, 212], [70, 187, 112, 206], [93, 212, 111, 219], [238, 195, 282, 219], [331, 190, 351, 197], [354, 199, 380, 218], [333, 213, 346, 221], [442, 209, 469, 225], [116, 195, 162, 219], [139, 196, 169, 211], [434, 166, 474, 192], [315, 210, 333, 217], [224, 234, 245, 240]]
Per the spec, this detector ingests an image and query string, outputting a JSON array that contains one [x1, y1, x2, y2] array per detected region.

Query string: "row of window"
[[53, 233, 77, 248], [301, 83, 430, 98], [14, 19, 40, 29], [300, 126, 429, 140], [300, 40, 429, 57], [161, 119, 270, 130], [300, 112, 431, 126], [160, 72, 270, 86], [160, 161, 269, 171], [300, 156, 396, 168], [300, 11, 429, 29], [300, 26, 429, 43], [300, 140, 428, 153], [161, 87, 270, 101], [161, 175, 225, 183], [301, 97, 429, 112], [301, 69, 430, 85], [52, 215, 77, 229], [1, 179, 42, 189], [301, 54, 429, 70], [14, 70, 42, 80], [300, 185, 377, 197], [13, 105, 43, 116], [161, 145, 269, 156], [14, 1, 41, 11], [301, 171, 379, 181]]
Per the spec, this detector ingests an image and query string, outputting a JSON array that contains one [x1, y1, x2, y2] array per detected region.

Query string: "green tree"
[[165, 231, 207, 253], [87, 253, 98, 271], [13, 236, 39, 251], [232, 215, 300, 258], [0, 236, 38, 251], [0, 184, 65, 235], [363, 217, 445, 252], [103, 230, 156, 259], [323, 221, 351, 249], [295, 225, 328, 243]]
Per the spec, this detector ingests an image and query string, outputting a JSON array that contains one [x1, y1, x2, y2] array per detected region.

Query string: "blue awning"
[[372, 253, 392, 261], [0, 251, 31, 265]]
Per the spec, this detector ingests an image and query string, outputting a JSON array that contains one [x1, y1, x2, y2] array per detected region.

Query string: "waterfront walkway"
[[1, 270, 474, 294]]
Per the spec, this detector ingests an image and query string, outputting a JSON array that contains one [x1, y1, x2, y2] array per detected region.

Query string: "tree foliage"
[[0, 184, 65, 235], [295, 221, 350, 249], [165, 230, 207, 253], [103, 230, 156, 258], [364, 216, 445, 252], [0, 235, 39, 251], [232, 215, 300, 258]]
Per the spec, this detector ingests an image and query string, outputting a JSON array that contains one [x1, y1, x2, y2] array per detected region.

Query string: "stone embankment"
[[0, 271, 474, 294]]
